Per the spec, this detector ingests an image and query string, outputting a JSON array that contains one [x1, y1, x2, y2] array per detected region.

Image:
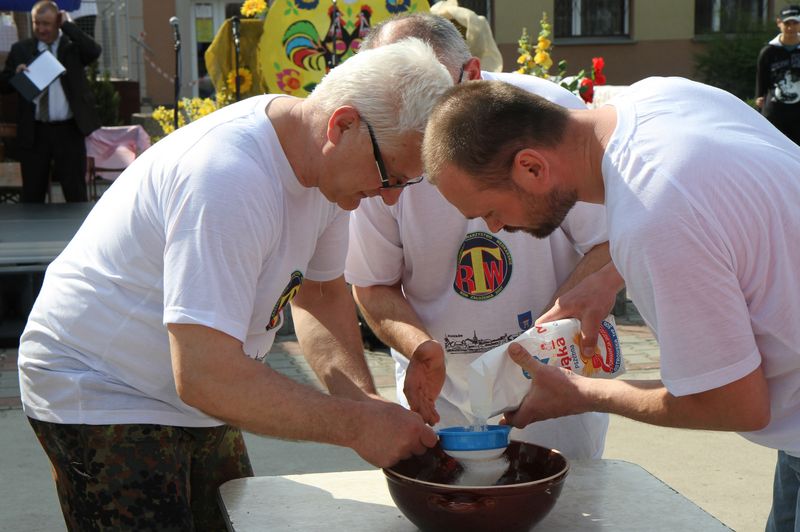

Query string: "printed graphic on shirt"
[[444, 329, 522, 355], [453, 231, 512, 301], [776, 70, 800, 103], [771, 57, 800, 103], [266, 270, 304, 331], [518, 311, 533, 330]]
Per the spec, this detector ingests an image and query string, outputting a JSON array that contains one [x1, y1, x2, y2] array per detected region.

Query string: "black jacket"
[[755, 35, 800, 124], [0, 21, 102, 147]]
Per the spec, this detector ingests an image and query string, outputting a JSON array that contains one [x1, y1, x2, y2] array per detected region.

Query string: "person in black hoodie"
[[756, 5, 800, 145]]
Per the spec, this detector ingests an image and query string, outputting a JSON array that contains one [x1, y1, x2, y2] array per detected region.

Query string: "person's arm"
[[755, 46, 770, 110], [543, 241, 616, 308], [289, 275, 378, 400], [537, 242, 624, 357], [502, 342, 771, 432], [168, 322, 437, 467], [352, 283, 446, 425], [59, 16, 101, 65]]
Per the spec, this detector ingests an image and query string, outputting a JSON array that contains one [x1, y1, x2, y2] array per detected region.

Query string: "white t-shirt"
[[19, 95, 348, 427], [346, 73, 610, 459], [604, 77, 800, 453]]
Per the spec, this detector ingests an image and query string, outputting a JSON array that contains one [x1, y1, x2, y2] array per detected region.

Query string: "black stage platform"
[[0, 203, 93, 342]]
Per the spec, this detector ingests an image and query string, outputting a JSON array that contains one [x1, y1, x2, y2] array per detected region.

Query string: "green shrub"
[[695, 14, 778, 100], [694, 19, 774, 101], [87, 61, 120, 126]]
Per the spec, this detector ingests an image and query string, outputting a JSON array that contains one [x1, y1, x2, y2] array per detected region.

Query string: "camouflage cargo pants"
[[28, 418, 253, 532]]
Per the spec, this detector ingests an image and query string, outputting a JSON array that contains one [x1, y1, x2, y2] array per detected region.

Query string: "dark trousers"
[[28, 418, 254, 531], [20, 120, 88, 203]]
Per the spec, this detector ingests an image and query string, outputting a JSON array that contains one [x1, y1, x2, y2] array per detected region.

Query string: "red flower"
[[592, 56, 606, 86], [579, 77, 594, 103]]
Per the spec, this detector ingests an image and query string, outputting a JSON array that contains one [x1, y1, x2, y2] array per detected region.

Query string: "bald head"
[[361, 13, 471, 77], [32, 0, 58, 16]]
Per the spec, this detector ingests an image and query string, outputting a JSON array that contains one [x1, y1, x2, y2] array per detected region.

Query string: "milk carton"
[[468, 316, 625, 420]]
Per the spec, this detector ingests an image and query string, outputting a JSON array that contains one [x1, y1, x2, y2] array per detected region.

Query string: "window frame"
[[694, 0, 768, 35], [554, 0, 630, 39]]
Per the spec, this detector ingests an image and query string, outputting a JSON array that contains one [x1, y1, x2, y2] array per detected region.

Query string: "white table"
[[219, 459, 731, 531]]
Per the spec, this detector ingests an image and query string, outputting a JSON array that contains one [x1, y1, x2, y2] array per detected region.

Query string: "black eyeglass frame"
[[365, 121, 424, 189]]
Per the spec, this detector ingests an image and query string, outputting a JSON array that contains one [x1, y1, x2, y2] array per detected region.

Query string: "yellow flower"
[[241, 0, 267, 18], [152, 106, 175, 136], [537, 37, 551, 51], [517, 53, 532, 65], [151, 96, 229, 138], [197, 100, 216, 118], [226, 67, 253, 94], [534, 50, 552, 69], [217, 92, 232, 105]]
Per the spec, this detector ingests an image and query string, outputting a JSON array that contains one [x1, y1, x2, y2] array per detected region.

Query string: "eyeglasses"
[[365, 121, 424, 189]]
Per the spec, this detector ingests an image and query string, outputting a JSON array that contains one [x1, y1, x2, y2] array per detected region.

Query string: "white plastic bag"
[[468, 316, 625, 419]]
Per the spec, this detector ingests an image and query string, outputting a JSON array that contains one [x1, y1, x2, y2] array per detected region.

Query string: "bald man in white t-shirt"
[[348, 13, 614, 459]]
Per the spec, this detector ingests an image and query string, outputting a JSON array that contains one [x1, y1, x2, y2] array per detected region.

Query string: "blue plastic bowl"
[[437, 425, 512, 451]]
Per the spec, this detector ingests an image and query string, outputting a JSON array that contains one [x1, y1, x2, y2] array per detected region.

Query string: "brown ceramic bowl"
[[383, 441, 568, 532]]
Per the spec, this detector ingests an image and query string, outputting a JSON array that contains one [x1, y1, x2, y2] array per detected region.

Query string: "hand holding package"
[[468, 316, 625, 420]]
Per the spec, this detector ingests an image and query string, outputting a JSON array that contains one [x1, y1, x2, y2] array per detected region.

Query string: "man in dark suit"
[[0, 1, 101, 203]]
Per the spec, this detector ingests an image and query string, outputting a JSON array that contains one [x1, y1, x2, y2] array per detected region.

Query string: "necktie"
[[37, 44, 52, 122]]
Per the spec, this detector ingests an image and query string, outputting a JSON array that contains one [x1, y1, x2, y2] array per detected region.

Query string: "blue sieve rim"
[[437, 425, 512, 451]]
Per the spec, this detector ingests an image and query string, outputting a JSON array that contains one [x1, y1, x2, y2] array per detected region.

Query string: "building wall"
[[125, 0, 147, 98], [492, 0, 705, 85], [635, 0, 696, 40], [497, 39, 709, 86], [142, 2, 178, 106]]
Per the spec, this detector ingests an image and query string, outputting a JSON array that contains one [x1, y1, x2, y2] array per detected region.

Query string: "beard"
[[504, 186, 578, 239]]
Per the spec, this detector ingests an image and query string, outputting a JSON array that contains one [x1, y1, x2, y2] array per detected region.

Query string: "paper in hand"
[[10, 50, 65, 102]]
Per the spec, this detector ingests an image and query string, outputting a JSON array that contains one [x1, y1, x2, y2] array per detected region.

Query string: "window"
[[554, 0, 629, 38], [695, 0, 767, 34]]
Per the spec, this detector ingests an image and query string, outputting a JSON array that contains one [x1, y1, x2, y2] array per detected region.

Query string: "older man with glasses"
[[346, 13, 614, 460], [18, 38, 451, 531], [365, 120, 424, 189]]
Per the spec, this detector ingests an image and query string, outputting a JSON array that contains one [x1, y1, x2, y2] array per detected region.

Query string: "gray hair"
[[307, 37, 452, 147], [361, 13, 471, 79]]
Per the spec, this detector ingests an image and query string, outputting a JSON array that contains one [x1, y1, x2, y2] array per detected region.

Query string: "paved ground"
[[0, 308, 776, 531]]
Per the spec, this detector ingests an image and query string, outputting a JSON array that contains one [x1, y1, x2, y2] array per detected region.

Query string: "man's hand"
[[538, 262, 623, 359], [500, 341, 771, 433], [350, 398, 438, 467], [352, 283, 448, 424], [404, 340, 446, 425], [15, 64, 28, 74], [58, 10, 72, 26], [500, 342, 590, 428]]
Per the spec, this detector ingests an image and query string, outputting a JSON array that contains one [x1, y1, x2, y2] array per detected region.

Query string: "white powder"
[[453, 455, 510, 486]]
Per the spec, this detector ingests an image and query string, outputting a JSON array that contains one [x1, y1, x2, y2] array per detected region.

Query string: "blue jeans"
[[767, 451, 800, 532]]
